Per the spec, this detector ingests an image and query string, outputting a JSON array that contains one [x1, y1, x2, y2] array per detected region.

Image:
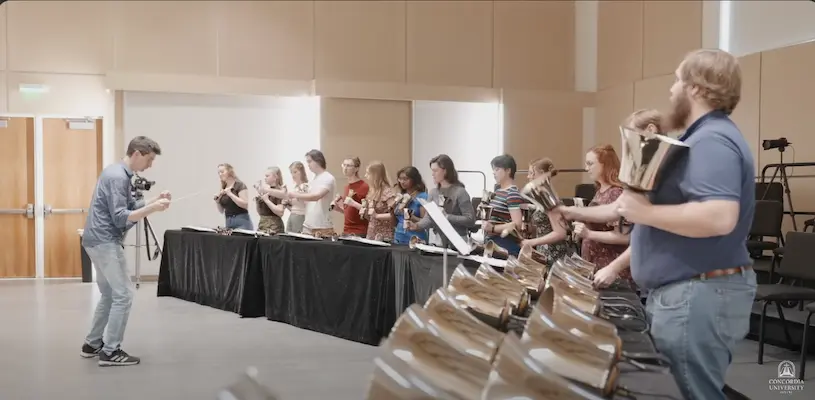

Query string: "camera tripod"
[[132, 188, 161, 289], [760, 147, 800, 231]]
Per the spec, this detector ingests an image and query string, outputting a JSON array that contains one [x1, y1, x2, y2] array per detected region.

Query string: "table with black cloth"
[[157, 230, 265, 318]]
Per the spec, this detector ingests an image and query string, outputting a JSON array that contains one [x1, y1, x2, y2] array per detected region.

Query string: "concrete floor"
[[0, 280, 812, 400]]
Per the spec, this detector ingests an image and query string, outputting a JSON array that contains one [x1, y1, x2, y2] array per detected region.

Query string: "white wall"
[[411, 101, 502, 199], [122, 91, 320, 276], [725, 1, 815, 56]]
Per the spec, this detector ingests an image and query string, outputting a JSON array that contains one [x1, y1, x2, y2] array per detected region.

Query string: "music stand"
[[419, 199, 472, 287]]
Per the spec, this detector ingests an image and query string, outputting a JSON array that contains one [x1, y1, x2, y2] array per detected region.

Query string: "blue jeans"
[[646, 268, 757, 400], [84, 243, 134, 355], [226, 213, 253, 230]]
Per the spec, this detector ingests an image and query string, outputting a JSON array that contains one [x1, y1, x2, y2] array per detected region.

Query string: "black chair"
[[748, 200, 784, 278], [755, 182, 784, 203], [798, 301, 815, 380], [756, 232, 815, 364], [575, 184, 596, 202]]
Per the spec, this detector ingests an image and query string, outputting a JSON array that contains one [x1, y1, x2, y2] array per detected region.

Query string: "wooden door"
[[0, 117, 36, 278], [43, 118, 103, 278]]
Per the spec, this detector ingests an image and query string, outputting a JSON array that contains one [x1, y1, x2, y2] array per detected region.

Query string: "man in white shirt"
[[287, 149, 336, 237]]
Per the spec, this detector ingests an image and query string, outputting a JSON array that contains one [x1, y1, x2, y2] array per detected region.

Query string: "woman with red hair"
[[572, 144, 633, 283]]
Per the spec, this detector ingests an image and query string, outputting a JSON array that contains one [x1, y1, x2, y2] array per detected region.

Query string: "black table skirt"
[[157, 230, 265, 318], [257, 237, 398, 345]]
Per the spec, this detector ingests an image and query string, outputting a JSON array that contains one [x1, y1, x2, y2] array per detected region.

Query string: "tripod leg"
[[779, 167, 798, 231], [135, 220, 142, 289]]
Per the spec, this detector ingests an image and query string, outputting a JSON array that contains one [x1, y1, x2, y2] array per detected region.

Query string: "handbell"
[[482, 333, 605, 400], [618, 125, 689, 192], [502, 258, 545, 300], [483, 240, 509, 260], [447, 265, 512, 330], [518, 245, 548, 272], [520, 176, 561, 212], [474, 264, 530, 316], [408, 235, 426, 249], [359, 199, 369, 220], [365, 351, 458, 400], [423, 288, 505, 363]]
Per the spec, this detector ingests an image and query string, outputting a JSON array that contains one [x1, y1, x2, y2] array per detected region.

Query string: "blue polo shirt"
[[630, 110, 755, 290]]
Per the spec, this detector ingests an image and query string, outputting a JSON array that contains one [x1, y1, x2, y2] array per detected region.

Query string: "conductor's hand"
[[159, 190, 172, 201], [153, 198, 171, 212]]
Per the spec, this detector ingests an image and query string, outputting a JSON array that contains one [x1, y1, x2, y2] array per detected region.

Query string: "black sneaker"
[[98, 349, 140, 367], [80, 343, 103, 358]]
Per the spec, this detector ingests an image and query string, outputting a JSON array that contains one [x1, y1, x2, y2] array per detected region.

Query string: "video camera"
[[133, 175, 155, 192]]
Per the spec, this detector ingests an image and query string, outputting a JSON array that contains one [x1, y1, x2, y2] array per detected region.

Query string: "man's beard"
[[665, 92, 691, 132]]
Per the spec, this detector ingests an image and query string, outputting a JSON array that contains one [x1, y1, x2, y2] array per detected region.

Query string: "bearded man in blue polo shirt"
[[561, 49, 757, 400]]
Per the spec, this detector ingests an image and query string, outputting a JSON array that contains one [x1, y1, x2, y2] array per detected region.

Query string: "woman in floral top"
[[363, 161, 398, 241], [520, 158, 575, 265]]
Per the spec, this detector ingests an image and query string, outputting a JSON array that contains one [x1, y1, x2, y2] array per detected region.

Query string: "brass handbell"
[[447, 265, 512, 330], [408, 235, 426, 249], [366, 351, 459, 400], [520, 176, 562, 212], [424, 288, 505, 363], [545, 274, 601, 315], [483, 333, 606, 400], [521, 300, 620, 397], [502, 257, 545, 299], [517, 245, 549, 273], [385, 304, 492, 399], [519, 203, 535, 234], [536, 287, 622, 359], [483, 240, 509, 260], [564, 255, 596, 276], [474, 264, 529, 316], [618, 125, 689, 192], [359, 199, 369, 220], [555, 258, 595, 282]]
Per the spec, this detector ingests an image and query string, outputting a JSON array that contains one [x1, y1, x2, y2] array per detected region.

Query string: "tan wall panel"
[[0, 72, 6, 113], [112, 1, 217, 75], [7, 1, 110, 74], [0, 4, 6, 70], [217, 1, 314, 81], [595, 83, 634, 151], [7, 73, 110, 116], [730, 53, 761, 175], [597, 1, 643, 90], [406, 1, 493, 88], [314, 1, 406, 82], [759, 42, 815, 228], [633, 74, 673, 114], [642, 1, 702, 79], [502, 90, 585, 195], [319, 98, 412, 232], [493, 1, 575, 91]]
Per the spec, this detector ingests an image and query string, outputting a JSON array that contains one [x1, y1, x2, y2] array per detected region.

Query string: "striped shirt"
[[488, 185, 523, 224]]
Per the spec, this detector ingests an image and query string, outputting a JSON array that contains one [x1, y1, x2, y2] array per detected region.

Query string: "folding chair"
[[748, 200, 784, 281], [798, 301, 815, 380], [755, 232, 815, 364]]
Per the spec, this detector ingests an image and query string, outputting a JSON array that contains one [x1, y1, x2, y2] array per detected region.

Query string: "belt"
[[694, 266, 751, 281]]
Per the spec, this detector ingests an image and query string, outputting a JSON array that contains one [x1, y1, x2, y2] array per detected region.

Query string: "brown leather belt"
[[695, 266, 751, 281]]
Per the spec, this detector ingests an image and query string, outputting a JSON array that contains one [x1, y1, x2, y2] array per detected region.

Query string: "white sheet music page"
[[418, 199, 471, 256]]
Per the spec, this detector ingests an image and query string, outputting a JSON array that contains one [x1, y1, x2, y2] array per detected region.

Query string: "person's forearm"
[[586, 230, 629, 245], [291, 191, 325, 202], [375, 213, 393, 222], [127, 205, 154, 222], [270, 203, 286, 217], [568, 203, 618, 223], [640, 201, 737, 238], [416, 214, 432, 230], [227, 192, 249, 209], [606, 248, 631, 273], [529, 230, 567, 246]]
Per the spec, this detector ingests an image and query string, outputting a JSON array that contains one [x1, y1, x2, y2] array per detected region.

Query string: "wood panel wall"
[[0, 0, 589, 191], [595, 0, 815, 232]]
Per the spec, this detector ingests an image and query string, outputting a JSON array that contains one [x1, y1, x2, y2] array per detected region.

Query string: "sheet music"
[[278, 232, 322, 240], [182, 226, 217, 233], [418, 199, 471, 256], [339, 236, 391, 247], [414, 243, 458, 255]]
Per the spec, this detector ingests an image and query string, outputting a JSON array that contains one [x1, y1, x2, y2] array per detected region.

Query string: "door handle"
[[0, 204, 35, 219], [44, 205, 87, 217]]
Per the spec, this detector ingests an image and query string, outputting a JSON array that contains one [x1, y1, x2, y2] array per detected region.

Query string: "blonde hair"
[[625, 109, 665, 133], [218, 163, 238, 189], [529, 158, 558, 177], [289, 161, 308, 184], [366, 161, 391, 202], [266, 166, 284, 188], [678, 49, 742, 115]]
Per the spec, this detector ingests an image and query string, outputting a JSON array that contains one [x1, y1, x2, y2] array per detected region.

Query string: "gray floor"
[[0, 280, 812, 400]]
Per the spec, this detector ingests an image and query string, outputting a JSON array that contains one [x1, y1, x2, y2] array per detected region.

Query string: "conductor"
[[79, 136, 171, 366]]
